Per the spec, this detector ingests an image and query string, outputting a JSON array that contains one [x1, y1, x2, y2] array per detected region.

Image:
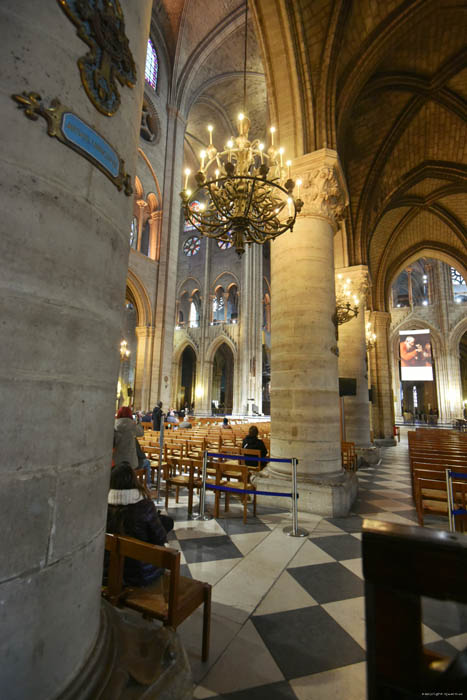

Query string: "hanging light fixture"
[[334, 274, 360, 326], [365, 321, 377, 349], [120, 339, 130, 359], [179, 0, 303, 255]]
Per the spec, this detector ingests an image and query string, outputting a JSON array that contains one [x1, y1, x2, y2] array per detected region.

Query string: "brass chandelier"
[[180, 1, 303, 256], [334, 274, 360, 326]]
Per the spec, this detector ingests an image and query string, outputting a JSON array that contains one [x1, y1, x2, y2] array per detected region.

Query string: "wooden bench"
[[104, 533, 211, 661], [362, 519, 467, 698]]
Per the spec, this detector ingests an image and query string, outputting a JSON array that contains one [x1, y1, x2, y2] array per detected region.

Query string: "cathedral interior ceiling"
[[153, 0, 466, 311]]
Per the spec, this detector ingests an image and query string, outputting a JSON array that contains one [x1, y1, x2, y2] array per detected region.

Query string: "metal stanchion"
[[155, 418, 164, 504], [446, 469, 454, 532], [283, 458, 308, 537], [192, 450, 212, 521]]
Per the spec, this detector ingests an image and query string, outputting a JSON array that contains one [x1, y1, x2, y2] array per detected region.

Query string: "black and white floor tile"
[[156, 428, 467, 698]]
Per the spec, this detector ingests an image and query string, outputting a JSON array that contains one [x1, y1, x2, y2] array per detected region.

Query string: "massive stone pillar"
[[0, 2, 155, 698], [371, 312, 397, 442], [336, 265, 372, 447], [238, 245, 263, 414], [150, 105, 186, 408], [257, 149, 357, 516], [134, 325, 155, 410]]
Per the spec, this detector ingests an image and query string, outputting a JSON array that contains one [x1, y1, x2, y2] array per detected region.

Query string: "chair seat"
[[123, 573, 207, 623]]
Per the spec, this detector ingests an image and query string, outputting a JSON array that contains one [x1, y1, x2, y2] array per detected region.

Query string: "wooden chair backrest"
[[114, 534, 180, 624]]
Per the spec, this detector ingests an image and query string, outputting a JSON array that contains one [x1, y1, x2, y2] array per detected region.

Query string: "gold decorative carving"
[[299, 166, 346, 228], [12, 92, 132, 195], [57, 0, 136, 116]]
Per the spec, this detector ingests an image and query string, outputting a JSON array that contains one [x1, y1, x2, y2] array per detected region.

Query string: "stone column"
[[134, 325, 155, 410], [336, 265, 372, 447], [148, 209, 162, 261], [136, 198, 148, 252], [257, 149, 357, 516], [238, 245, 263, 415], [192, 236, 212, 416], [371, 312, 397, 442], [149, 105, 185, 408], [0, 2, 153, 699]]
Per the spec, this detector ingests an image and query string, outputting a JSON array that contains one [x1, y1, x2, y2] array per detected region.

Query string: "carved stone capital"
[[292, 149, 348, 230], [300, 166, 346, 226]]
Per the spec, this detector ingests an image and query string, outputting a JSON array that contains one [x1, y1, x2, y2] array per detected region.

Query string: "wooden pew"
[[104, 533, 211, 662], [362, 520, 467, 699]]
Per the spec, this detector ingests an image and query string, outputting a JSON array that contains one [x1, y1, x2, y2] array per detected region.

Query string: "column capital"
[[292, 148, 348, 230], [135, 325, 155, 339], [372, 311, 392, 329], [149, 210, 162, 222]]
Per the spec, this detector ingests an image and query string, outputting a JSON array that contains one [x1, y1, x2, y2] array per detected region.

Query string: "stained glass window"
[[183, 236, 201, 256], [451, 267, 466, 285], [145, 39, 158, 90], [184, 200, 201, 232], [217, 237, 233, 250]]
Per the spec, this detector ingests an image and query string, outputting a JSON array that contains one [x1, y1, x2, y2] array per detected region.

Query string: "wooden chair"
[[215, 462, 256, 523], [164, 457, 202, 516], [104, 533, 211, 661], [341, 441, 358, 471]]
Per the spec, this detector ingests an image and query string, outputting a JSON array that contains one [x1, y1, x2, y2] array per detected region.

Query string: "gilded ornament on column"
[[299, 166, 346, 228], [57, 0, 136, 116]]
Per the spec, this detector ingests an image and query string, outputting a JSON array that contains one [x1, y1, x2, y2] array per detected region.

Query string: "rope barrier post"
[[446, 468, 454, 532], [193, 450, 212, 521], [283, 458, 308, 537], [155, 418, 164, 504]]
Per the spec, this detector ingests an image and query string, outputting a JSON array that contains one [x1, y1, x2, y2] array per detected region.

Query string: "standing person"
[[152, 401, 163, 431], [242, 425, 268, 468], [114, 406, 143, 469], [106, 463, 174, 586]]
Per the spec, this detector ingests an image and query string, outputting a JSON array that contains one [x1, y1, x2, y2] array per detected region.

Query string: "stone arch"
[[178, 276, 202, 297], [375, 244, 467, 311], [206, 334, 237, 364], [126, 269, 153, 327], [449, 316, 467, 359], [212, 270, 240, 291], [134, 175, 144, 199]]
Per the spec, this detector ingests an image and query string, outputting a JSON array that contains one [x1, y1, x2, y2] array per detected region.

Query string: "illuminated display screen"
[[399, 329, 433, 381]]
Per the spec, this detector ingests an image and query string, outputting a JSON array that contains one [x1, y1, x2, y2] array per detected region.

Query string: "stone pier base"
[[59, 601, 192, 700], [252, 469, 358, 517]]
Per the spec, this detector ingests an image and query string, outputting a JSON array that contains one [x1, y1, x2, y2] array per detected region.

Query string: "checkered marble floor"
[[157, 428, 467, 699]]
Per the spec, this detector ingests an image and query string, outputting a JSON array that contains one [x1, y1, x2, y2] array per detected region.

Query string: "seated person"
[[222, 417, 232, 430], [140, 411, 152, 423], [106, 463, 174, 586], [242, 425, 268, 468], [178, 418, 192, 429], [166, 409, 179, 425]]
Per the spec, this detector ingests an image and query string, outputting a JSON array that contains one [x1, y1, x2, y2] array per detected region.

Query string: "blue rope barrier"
[[451, 508, 467, 516], [447, 471, 467, 480], [206, 452, 293, 464], [205, 483, 294, 498]]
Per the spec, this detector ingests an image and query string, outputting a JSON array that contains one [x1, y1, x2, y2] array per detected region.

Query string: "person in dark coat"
[[106, 463, 174, 586], [242, 425, 268, 468], [152, 401, 163, 431]]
